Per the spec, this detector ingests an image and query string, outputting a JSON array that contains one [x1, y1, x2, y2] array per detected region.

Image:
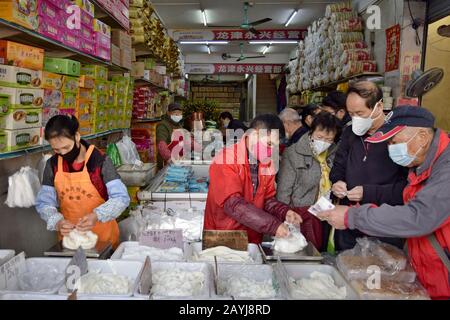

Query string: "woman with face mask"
[[35, 115, 130, 249], [156, 103, 185, 169]]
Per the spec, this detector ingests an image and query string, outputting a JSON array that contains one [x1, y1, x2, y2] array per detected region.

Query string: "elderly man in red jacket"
[[319, 106, 450, 300], [204, 114, 303, 244]]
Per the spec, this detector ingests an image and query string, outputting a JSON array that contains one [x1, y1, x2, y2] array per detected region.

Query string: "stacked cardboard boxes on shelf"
[[112, 29, 132, 70], [191, 85, 242, 119]]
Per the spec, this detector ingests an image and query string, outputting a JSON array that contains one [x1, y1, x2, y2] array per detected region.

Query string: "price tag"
[[139, 229, 184, 250], [0, 252, 26, 290], [202, 230, 248, 251], [139, 256, 152, 295]]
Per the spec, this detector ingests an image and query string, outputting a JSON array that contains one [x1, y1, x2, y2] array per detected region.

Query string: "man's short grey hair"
[[279, 108, 301, 123]]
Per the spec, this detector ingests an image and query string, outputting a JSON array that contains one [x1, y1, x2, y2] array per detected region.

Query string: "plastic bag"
[[107, 143, 122, 167], [37, 154, 52, 184], [273, 223, 308, 253], [18, 261, 65, 293], [5, 167, 41, 208], [336, 237, 417, 283], [116, 135, 142, 166]]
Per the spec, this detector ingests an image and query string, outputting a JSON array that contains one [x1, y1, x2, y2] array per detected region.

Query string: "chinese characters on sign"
[[385, 24, 401, 72], [214, 64, 285, 74], [172, 29, 306, 41], [400, 51, 422, 98], [139, 229, 184, 250]]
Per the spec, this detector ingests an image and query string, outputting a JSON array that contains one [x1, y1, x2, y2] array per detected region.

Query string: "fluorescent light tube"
[[285, 10, 298, 27]]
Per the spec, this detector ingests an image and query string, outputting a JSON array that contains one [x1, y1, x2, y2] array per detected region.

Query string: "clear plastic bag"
[[350, 279, 430, 300], [116, 135, 142, 166], [336, 238, 417, 283], [5, 167, 41, 208], [18, 261, 65, 293]]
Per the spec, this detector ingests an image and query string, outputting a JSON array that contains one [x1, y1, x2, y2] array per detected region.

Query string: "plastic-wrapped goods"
[[158, 181, 188, 193], [342, 60, 377, 77], [351, 279, 430, 300], [18, 261, 65, 293], [335, 32, 364, 43], [192, 246, 254, 263], [335, 18, 364, 32], [116, 136, 143, 166], [289, 271, 347, 300], [336, 238, 417, 283], [325, 1, 353, 17], [77, 273, 132, 295], [340, 49, 371, 65], [5, 167, 41, 208], [121, 246, 184, 262], [220, 277, 277, 299], [273, 224, 308, 253], [151, 269, 205, 297], [62, 230, 98, 250], [330, 11, 359, 22]]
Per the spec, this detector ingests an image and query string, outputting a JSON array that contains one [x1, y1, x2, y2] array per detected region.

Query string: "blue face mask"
[[388, 132, 422, 167]]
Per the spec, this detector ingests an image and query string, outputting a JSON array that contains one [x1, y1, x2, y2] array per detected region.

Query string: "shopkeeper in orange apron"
[[35, 115, 130, 249]]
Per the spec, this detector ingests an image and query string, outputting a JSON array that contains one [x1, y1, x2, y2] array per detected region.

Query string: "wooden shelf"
[[0, 129, 126, 160], [291, 72, 384, 93], [0, 18, 129, 72]]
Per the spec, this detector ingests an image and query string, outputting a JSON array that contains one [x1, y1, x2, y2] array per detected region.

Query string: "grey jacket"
[[277, 133, 338, 207], [348, 129, 450, 238]]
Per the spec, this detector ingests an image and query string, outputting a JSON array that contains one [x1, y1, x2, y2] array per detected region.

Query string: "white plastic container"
[[275, 264, 360, 300], [0, 257, 70, 295], [187, 243, 263, 265], [117, 163, 157, 187], [111, 241, 190, 262], [147, 262, 214, 300], [0, 250, 15, 266], [215, 264, 286, 300], [0, 293, 67, 300], [58, 260, 144, 299]]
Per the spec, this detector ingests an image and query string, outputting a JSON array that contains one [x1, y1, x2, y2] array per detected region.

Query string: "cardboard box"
[[44, 57, 81, 76], [76, 100, 94, 123], [60, 28, 81, 50], [79, 76, 95, 89], [131, 48, 136, 62], [0, 87, 44, 108], [95, 80, 109, 95], [0, 40, 44, 71], [93, 93, 108, 106], [79, 121, 93, 136], [42, 107, 60, 126], [43, 89, 62, 108], [62, 76, 80, 93], [0, 1, 39, 31], [3, 127, 41, 151], [78, 88, 94, 101], [75, 0, 95, 17], [131, 62, 145, 78], [81, 65, 108, 80], [0, 65, 43, 88], [120, 48, 132, 70], [0, 107, 42, 130], [42, 72, 63, 90], [61, 92, 77, 109], [93, 18, 111, 38], [111, 44, 121, 66], [111, 29, 132, 50]]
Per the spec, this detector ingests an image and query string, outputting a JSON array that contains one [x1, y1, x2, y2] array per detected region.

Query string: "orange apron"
[[54, 145, 119, 248]]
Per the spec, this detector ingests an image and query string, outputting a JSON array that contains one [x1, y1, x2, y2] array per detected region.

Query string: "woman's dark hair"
[[300, 104, 320, 128], [44, 115, 79, 140], [250, 114, 285, 139], [219, 112, 234, 121], [322, 90, 347, 112], [347, 81, 383, 109], [310, 111, 341, 136]]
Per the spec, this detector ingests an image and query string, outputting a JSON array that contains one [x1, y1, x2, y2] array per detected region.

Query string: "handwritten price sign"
[[139, 229, 184, 250]]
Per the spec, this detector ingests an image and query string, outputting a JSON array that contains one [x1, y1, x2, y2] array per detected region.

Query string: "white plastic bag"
[[5, 167, 41, 208], [37, 154, 52, 183], [116, 135, 143, 166]]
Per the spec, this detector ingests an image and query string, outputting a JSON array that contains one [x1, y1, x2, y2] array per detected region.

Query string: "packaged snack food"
[[0, 87, 44, 108], [0, 65, 42, 88], [0, 40, 44, 71]]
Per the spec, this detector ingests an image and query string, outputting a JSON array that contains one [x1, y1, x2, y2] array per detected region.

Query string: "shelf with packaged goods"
[[0, 18, 128, 72], [291, 72, 384, 93], [91, 0, 130, 31], [132, 118, 162, 123], [134, 78, 171, 92], [0, 129, 127, 161]]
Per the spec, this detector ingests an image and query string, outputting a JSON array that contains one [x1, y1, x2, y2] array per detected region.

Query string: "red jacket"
[[404, 131, 450, 300], [204, 138, 288, 244]]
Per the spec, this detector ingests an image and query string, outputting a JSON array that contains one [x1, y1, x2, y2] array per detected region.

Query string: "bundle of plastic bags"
[[116, 135, 142, 166], [5, 166, 41, 208]]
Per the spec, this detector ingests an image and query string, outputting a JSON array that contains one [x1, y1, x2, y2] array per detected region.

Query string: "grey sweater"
[[277, 133, 337, 207]]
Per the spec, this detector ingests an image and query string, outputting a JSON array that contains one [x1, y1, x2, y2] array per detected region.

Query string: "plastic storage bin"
[[117, 163, 157, 187], [0, 250, 15, 266], [111, 241, 190, 262], [187, 242, 263, 265]]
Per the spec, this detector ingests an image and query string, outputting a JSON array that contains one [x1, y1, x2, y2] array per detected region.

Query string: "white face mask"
[[311, 138, 332, 155], [352, 100, 383, 136], [171, 115, 182, 123]]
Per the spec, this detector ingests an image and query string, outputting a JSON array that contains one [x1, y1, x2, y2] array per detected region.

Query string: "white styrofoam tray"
[[0, 250, 15, 266], [145, 262, 214, 300], [186, 243, 263, 265], [215, 264, 287, 300], [110, 241, 190, 262], [275, 264, 360, 300], [58, 260, 144, 298], [0, 257, 71, 295]]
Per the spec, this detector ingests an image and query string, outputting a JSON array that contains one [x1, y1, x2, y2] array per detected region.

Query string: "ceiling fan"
[[209, 1, 272, 35], [222, 43, 266, 62]]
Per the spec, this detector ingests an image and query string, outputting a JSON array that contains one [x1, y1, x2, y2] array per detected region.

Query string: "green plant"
[[182, 99, 220, 122]]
